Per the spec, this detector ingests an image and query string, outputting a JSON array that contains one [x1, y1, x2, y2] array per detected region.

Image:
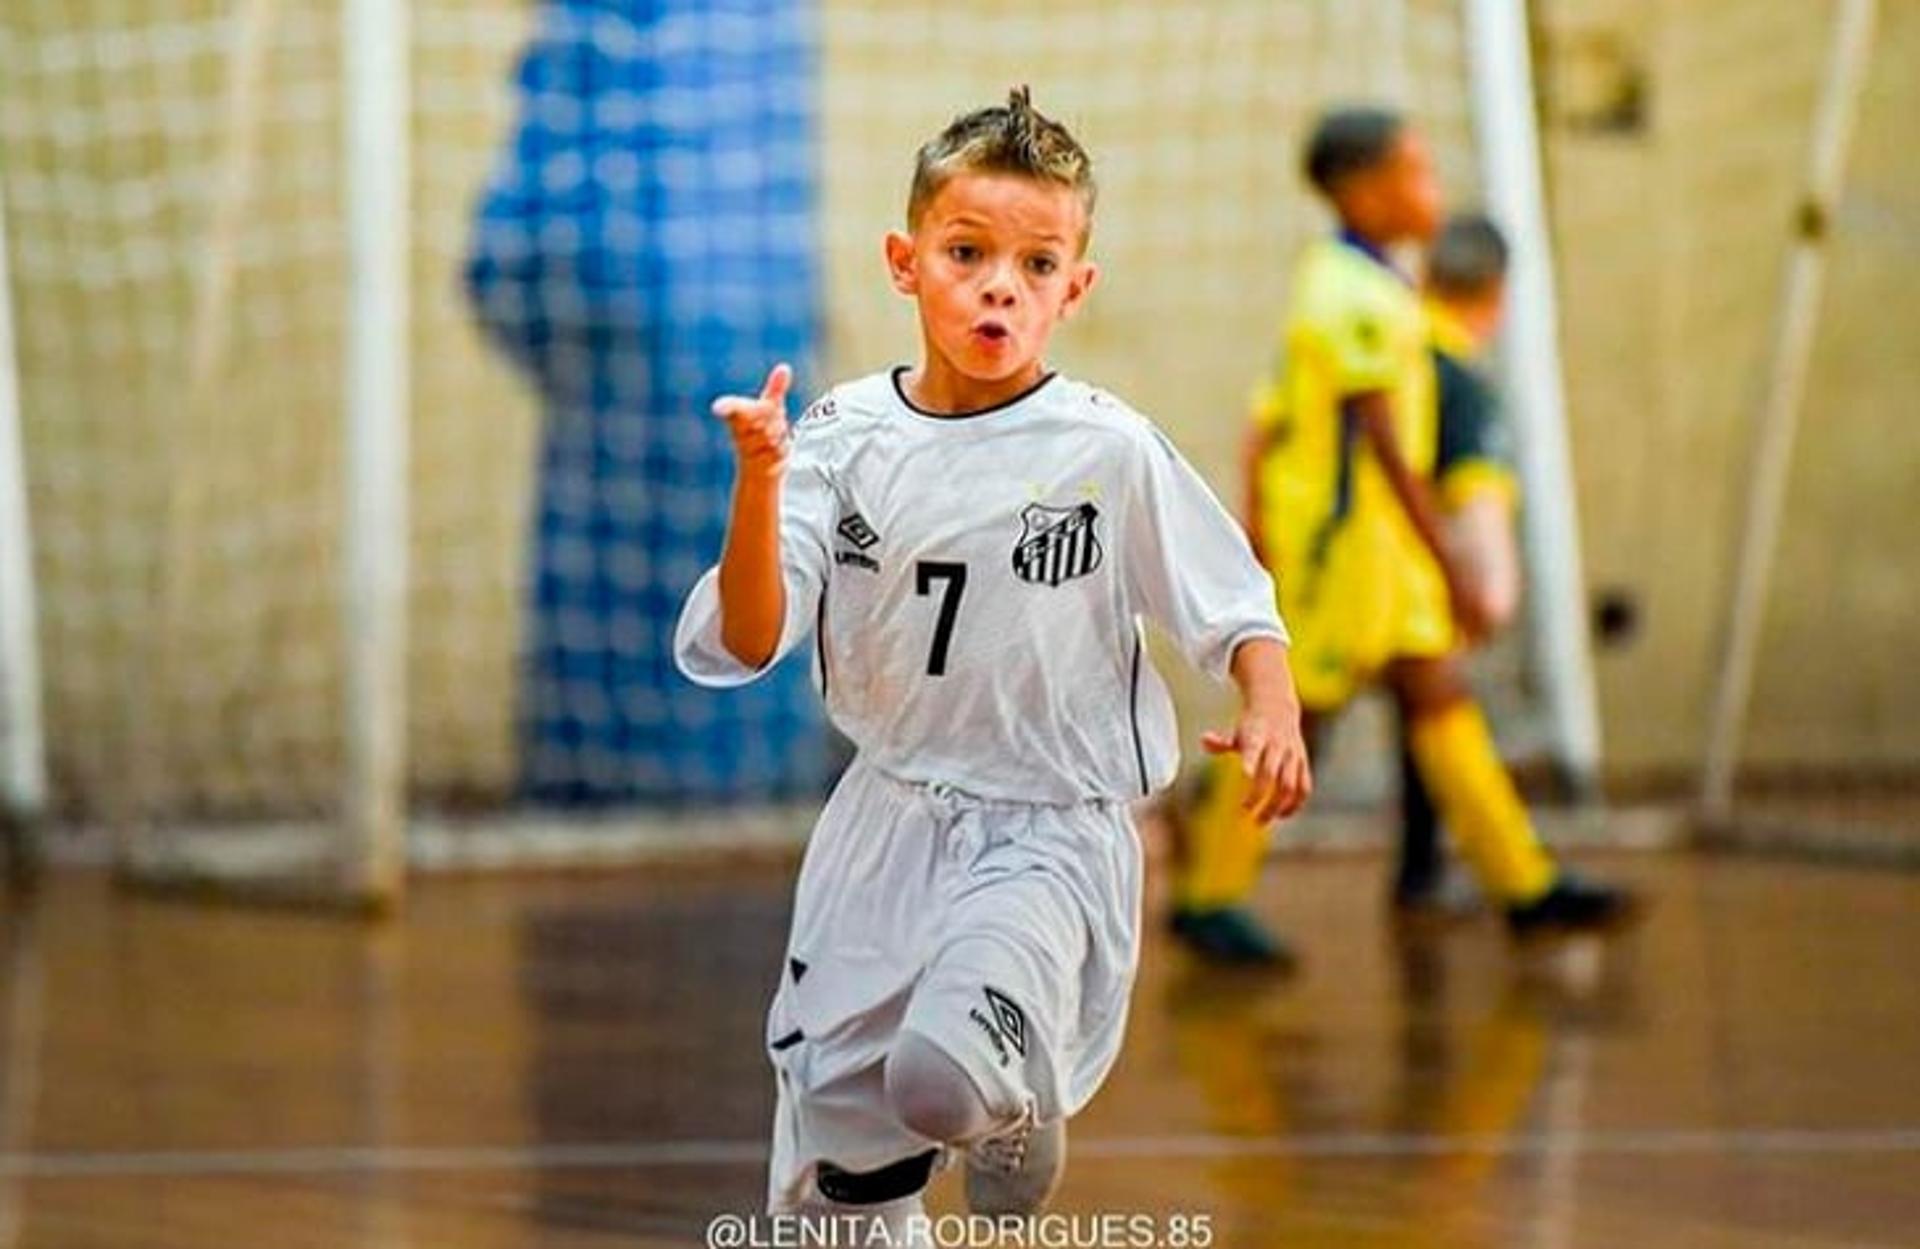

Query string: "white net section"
[[3, 4, 356, 828], [0, 0, 535, 896]]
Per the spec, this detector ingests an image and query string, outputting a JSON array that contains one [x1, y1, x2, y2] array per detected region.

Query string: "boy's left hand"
[[1201, 713, 1312, 825]]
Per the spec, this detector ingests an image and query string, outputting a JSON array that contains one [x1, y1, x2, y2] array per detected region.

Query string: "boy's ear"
[[884, 231, 918, 295], [1058, 259, 1099, 321]]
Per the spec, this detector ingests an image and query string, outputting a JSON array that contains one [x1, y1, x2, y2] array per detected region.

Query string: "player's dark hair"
[[909, 86, 1097, 248], [1303, 105, 1405, 195], [1428, 213, 1510, 297]]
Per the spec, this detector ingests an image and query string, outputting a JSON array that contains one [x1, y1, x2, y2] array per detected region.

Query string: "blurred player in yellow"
[[1393, 213, 1524, 917], [1168, 108, 1638, 965]]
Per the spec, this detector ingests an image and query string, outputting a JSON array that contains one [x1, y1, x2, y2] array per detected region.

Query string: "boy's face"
[[1343, 129, 1443, 244], [1458, 277, 1508, 343], [886, 173, 1097, 393]]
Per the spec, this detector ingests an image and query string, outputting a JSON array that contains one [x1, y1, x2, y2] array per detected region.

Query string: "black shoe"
[[1505, 874, 1643, 941], [1170, 906, 1299, 970]]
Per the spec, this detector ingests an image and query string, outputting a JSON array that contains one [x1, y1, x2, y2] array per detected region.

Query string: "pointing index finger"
[[761, 363, 793, 408]]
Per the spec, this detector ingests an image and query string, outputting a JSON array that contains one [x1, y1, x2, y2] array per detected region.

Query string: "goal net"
[[0, 0, 1586, 904]]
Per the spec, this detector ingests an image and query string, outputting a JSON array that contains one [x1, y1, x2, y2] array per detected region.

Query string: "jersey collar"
[[1338, 228, 1412, 287], [889, 366, 1058, 424]]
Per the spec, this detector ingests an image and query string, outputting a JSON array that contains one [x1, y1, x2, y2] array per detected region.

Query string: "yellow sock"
[[1173, 752, 1272, 911], [1406, 701, 1555, 904]]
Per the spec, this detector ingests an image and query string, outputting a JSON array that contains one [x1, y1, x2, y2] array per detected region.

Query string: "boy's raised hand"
[[1201, 713, 1313, 827], [711, 363, 794, 480]]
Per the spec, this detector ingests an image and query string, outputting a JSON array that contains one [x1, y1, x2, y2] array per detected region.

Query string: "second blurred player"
[[1167, 107, 1639, 967]]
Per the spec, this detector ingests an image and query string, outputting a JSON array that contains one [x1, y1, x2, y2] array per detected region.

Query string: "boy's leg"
[[1393, 696, 1445, 905], [1393, 655, 1554, 903], [1167, 755, 1296, 968], [766, 1020, 945, 1218], [786, 1177, 932, 1248], [1164, 516, 1381, 969], [1392, 693, 1483, 922], [891, 872, 1085, 1214], [1172, 755, 1268, 912], [886, 1022, 1068, 1217], [886, 1028, 996, 1142], [796, 1171, 933, 1240], [1393, 656, 1638, 936]]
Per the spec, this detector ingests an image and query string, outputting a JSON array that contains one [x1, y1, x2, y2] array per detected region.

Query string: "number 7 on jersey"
[[914, 561, 967, 676]]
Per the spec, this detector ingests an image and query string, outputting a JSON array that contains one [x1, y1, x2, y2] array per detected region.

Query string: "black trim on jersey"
[[814, 585, 830, 700], [770, 1028, 804, 1052], [890, 365, 1058, 419], [1129, 629, 1150, 797], [1304, 398, 1365, 583]]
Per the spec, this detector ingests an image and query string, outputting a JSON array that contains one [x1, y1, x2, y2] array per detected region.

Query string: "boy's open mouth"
[[974, 321, 1010, 343]]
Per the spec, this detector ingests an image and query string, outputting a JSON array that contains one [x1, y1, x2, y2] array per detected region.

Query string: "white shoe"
[[964, 1104, 1067, 1215]]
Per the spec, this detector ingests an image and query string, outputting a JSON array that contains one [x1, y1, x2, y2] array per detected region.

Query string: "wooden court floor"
[[1, 846, 1916, 1247]]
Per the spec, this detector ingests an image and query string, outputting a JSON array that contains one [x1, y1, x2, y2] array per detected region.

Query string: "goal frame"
[[66, 0, 414, 912], [1463, 0, 1605, 796]]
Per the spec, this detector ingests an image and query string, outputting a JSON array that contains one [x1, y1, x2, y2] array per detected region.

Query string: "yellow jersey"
[[1252, 234, 1436, 568], [1250, 234, 1450, 708]]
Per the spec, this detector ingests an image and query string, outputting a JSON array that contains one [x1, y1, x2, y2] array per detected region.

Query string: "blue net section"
[[464, 2, 831, 807]]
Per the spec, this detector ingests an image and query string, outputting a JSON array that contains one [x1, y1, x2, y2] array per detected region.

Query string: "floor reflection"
[[1, 854, 1917, 1248], [518, 875, 788, 1231]]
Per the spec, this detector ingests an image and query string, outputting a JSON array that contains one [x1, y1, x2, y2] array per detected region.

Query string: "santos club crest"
[[1012, 502, 1102, 587]]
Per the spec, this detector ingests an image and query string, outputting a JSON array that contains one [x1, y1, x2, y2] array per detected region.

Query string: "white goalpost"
[[87, 0, 414, 909], [0, 189, 47, 832], [1463, 0, 1604, 797], [1699, 0, 1879, 826], [339, 0, 412, 907]]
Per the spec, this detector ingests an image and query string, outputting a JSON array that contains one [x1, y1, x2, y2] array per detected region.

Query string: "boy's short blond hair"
[[908, 86, 1097, 249]]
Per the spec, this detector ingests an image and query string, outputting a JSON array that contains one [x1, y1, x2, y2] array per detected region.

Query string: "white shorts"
[[765, 758, 1144, 1211]]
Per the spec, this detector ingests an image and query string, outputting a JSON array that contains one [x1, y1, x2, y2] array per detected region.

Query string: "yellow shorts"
[[1272, 512, 1454, 712]]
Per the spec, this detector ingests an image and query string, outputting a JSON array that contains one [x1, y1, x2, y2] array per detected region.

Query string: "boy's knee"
[[885, 1029, 994, 1144], [1391, 656, 1468, 714]]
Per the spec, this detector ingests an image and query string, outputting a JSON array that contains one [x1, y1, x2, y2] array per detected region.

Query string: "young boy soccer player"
[[1168, 108, 1633, 966], [1394, 213, 1527, 915], [674, 89, 1312, 1224]]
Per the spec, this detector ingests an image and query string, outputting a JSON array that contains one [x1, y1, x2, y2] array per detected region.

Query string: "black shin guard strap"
[[815, 1148, 939, 1206]]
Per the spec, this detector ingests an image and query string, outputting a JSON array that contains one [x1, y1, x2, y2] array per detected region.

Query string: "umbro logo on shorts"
[[1012, 502, 1102, 587], [968, 986, 1028, 1068], [984, 986, 1028, 1058]]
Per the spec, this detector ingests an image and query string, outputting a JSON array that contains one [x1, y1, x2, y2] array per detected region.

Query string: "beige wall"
[[1538, 0, 1920, 779]]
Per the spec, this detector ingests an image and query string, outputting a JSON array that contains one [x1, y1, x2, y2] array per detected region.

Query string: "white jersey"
[[674, 368, 1286, 803]]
